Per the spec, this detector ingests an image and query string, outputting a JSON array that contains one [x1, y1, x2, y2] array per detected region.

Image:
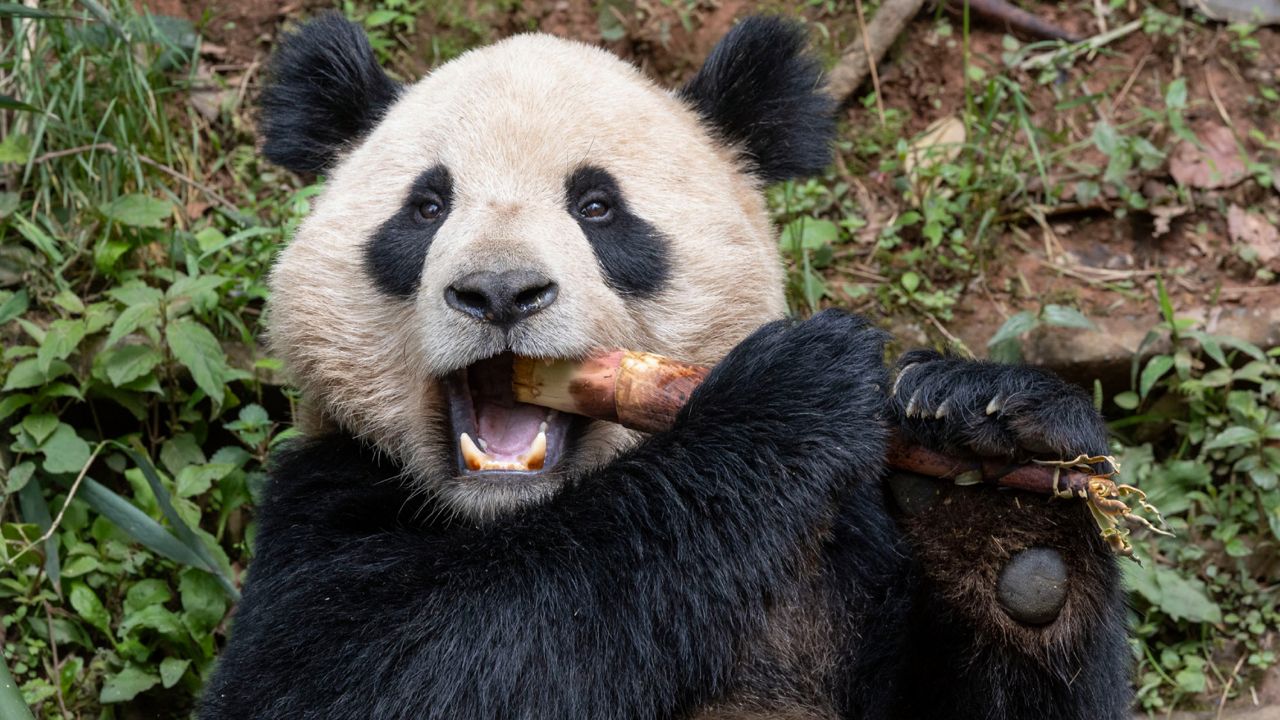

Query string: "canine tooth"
[[517, 430, 547, 470], [476, 437, 488, 452], [538, 421, 547, 433], [459, 433, 487, 470], [986, 394, 1005, 415]]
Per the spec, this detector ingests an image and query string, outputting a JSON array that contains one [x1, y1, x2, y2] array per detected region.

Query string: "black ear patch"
[[259, 12, 403, 175], [679, 16, 836, 183]]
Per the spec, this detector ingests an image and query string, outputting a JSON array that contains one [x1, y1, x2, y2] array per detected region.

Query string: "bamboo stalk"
[[512, 351, 1096, 496]]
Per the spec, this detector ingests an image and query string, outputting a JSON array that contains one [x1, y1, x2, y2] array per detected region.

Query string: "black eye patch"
[[564, 166, 669, 299], [364, 165, 453, 298]]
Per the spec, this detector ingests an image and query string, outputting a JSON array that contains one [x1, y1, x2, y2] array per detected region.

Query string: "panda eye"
[[578, 199, 612, 221], [416, 196, 445, 223]]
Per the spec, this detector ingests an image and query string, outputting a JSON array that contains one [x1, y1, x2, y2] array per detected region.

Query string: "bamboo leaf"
[[75, 477, 208, 568]]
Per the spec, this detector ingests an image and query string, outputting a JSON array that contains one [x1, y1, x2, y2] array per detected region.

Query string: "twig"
[[1110, 52, 1152, 116], [1204, 63, 1234, 129], [1216, 654, 1248, 720], [30, 142, 238, 214], [42, 599, 68, 717], [959, 0, 1081, 42], [7, 442, 104, 566], [1018, 19, 1141, 71], [853, 0, 887, 126], [826, 0, 928, 104]]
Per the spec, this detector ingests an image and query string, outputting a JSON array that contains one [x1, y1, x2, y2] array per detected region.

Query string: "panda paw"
[[889, 349, 1110, 464], [682, 309, 889, 456]]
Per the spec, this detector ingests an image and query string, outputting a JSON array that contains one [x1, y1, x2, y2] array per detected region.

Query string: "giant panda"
[[200, 12, 1131, 719]]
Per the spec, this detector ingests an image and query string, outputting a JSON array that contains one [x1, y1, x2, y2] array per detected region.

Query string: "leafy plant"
[[1114, 281, 1280, 712]]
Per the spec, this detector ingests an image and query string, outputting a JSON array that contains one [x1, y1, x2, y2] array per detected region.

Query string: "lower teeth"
[[459, 430, 547, 471]]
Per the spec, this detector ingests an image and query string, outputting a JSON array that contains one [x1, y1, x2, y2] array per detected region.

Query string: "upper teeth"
[[459, 430, 547, 472]]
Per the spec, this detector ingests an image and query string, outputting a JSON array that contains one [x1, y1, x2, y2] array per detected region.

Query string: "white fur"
[[268, 33, 787, 517]]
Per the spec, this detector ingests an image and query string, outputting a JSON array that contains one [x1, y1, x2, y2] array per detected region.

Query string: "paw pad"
[[996, 547, 1068, 625], [887, 471, 942, 516]]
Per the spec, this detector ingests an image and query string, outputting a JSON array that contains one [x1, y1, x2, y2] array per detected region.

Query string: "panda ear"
[[678, 16, 835, 184], [259, 12, 403, 175]]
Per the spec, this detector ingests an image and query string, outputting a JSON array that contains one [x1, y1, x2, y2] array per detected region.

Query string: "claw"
[[934, 399, 950, 419], [892, 363, 920, 397], [985, 394, 1005, 415], [906, 390, 922, 417]]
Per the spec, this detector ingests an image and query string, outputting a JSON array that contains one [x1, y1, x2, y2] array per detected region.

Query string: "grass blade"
[[0, 3, 75, 19], [0, 94, 39, 112], [76, 477, 208, 568], [16, 481, 61, 594], [0, 656, 34, 720], [119, 443, 240, 600]]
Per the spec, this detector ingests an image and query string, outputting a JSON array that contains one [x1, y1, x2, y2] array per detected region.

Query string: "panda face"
[[261, 16, 833, 518]]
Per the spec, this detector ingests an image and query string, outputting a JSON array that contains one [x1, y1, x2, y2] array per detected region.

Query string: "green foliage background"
[[0, 1, 1276, 718]]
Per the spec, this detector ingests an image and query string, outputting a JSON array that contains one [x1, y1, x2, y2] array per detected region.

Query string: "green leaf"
[[106, 301, 159, 347], [36, 319, 86, 374], [1126, 564, 1222, 623], [21, 413, 58, 444], [0, 288, 28, 324], [125, 579, 173, 612], [1203, 426, 1260, 450], [120, 444, 240, 600], [99, 667, 159, 704], [99, 194, 171, 228], [180, 568, 228, 633], [76, 477, 208, 568], [69, 582, 112, 637], [900, 271, 921, 294], [987, 311, 1038, 348], [60, 555, 100, 578], [0, 3, 76, 19], [102, 344, 162, 387], [3, 357, 70, 390], [39, 424, 92, 475], [1139, 354, 1174, 398], [363, 8, 401, 26], [166, 319, 230, 406], [119, 605, 184, 638], [175, 463, 234, 498], [1092, 122, 1121, 156], [16, 480, 60, 592], [0, 133, 31, 163], [0, 393, 31, 422], [1165, 78, 1188, 111], [1041, 304, 1096, 330], [0, 655, 34, 720], [1114, 391, 1140, 410], [5, 460, 34, 493], [781, 218, 840, 250], [159, 658, 190, 689]]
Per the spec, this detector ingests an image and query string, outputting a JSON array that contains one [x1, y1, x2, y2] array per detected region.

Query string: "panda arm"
[[201, 311, 889, 720]]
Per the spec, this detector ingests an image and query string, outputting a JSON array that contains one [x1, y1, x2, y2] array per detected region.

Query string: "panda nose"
[[444, 270, 559, 326]]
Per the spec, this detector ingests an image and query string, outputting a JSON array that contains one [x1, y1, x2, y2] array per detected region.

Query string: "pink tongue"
[[476, 401, 546, 457]]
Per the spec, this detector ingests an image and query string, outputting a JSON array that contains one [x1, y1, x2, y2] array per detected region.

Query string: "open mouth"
[[443, 353, 575, 477]]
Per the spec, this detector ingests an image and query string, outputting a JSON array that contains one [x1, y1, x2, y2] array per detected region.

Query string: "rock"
[[1178, 0, 1280, 24]]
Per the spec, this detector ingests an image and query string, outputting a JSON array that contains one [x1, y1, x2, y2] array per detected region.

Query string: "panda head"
[[261, 12, 835, 519]]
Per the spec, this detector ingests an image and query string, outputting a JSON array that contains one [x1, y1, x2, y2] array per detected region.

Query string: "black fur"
[[564, 166, 670, 298], [201, 312, 1132, 718], [259, 12, 402, 174], [200, 311, 896, 718], [679, 17, 836, 183], [365, 165, 454, 298]]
